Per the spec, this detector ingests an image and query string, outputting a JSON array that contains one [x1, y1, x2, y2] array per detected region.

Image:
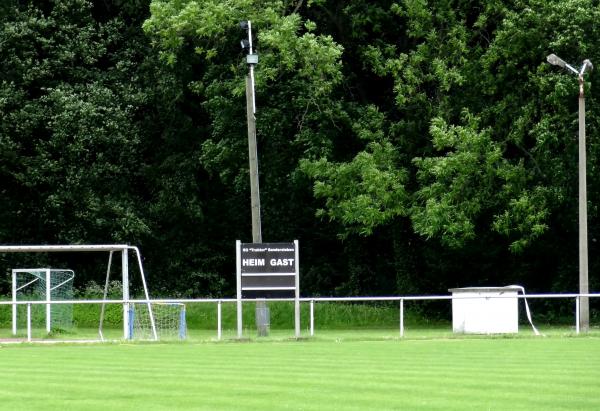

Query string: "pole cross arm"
[[547, 53, 579, 74]]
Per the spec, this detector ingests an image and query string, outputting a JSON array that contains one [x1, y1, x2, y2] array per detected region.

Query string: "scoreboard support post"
[[294, 240, 300, 338], [236, 240, 243, 338]]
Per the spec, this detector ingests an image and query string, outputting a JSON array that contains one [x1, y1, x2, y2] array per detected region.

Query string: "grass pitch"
[[1, 335, 600, 410]]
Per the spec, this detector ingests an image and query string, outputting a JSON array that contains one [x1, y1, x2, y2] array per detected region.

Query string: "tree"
[[299, 0, 600, 290], [143, 0, 354, 293], [2, 0, 598, 298], [0, 0, 149, 245]]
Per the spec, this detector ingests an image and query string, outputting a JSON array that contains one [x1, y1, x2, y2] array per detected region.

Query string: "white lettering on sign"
[[242, 259, 265, 267], [270, 258, 294, 267]]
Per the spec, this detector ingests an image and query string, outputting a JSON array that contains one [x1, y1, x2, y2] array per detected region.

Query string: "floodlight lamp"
[[582, 59, 593, 73], [240, 20, 249, 30], [547, 53, 566, 68], [240, 39, 250, 50]]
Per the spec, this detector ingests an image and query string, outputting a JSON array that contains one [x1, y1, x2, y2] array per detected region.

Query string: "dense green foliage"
[[0, 0, 599, 297]]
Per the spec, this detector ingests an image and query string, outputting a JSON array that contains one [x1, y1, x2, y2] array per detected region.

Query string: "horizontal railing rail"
[[4, 292, 600, 305], [4, 293, 599, 341]]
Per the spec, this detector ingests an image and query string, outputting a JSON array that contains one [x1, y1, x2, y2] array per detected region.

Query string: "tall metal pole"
[[243, 20, 262, 244], [247, 78, 268, 334], [578, 75, 589, 332], [547, 54, 593, 332], [246, 75, 262, 244], [240, 21, 266, 338]]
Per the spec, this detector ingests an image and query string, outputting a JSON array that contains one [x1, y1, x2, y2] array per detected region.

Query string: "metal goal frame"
[[0, 245, 156, 340]]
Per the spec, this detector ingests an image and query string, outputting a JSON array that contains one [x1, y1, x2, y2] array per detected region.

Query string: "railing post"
[[12, 270, 16, 336], [45, 269, 51, 334], [27, 303, 32, 342], [310, 300, 314, 337], [576, 296, 580, 335], [400, 299, 404, 338], [217, 300, 222, 341]]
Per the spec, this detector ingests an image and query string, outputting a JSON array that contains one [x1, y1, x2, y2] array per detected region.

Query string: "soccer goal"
[[1, 244, 158, 341], [129, 303, 187, 340], [11, 268, 75, 334]]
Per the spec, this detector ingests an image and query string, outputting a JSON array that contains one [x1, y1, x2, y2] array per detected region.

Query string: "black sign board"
[[238, 242, 297, 299], [235, 240, 300, 337]]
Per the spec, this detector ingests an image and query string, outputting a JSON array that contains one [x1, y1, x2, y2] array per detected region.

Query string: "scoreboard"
[[237, 242, 298, 299]]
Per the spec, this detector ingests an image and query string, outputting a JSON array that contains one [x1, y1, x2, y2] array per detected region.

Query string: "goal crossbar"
[[0, 245, 130, 253]]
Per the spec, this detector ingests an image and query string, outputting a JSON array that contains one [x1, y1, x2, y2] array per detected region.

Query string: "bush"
[[71, 280, 124, 328]]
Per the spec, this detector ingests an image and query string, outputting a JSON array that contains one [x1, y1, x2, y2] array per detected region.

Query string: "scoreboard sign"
[[236, 240, 300, 338], [236, 241, 299, 299]]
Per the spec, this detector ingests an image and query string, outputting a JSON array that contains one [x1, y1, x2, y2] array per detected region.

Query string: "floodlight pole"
[[547, 54, 593, 332], [578, 69, 589, 332], [240, 21, 269, 338], [241, 20, 262, 244]]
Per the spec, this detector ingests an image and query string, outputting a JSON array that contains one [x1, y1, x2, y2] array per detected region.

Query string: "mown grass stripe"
[[0, 338, 599, 410]]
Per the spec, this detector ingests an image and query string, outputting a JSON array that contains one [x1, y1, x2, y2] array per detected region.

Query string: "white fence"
[[2, 293, 600, 342]]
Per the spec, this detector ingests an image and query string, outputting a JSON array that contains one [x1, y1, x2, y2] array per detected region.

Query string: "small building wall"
[[449, 287, 519, 334]]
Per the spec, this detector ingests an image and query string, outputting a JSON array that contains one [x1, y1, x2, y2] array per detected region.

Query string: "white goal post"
[[0, 245, 157, 340]]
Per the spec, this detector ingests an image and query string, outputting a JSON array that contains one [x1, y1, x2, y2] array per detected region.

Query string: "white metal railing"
[[3, 293, 599, 342]]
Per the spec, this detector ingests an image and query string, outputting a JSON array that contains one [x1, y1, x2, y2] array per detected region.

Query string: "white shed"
[[449, 286, 520, 334]]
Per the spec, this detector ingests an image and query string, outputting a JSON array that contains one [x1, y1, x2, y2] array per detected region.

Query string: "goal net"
[[12, 269, 74, 334], [129, 303, 187, 340]]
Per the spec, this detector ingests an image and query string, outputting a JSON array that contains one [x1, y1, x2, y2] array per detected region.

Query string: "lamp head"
[[547, 53, 566, 68]]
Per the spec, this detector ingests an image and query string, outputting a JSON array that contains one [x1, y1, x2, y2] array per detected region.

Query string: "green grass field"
[[2, 300, 599, 410], [1, 335, 600, 410]]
